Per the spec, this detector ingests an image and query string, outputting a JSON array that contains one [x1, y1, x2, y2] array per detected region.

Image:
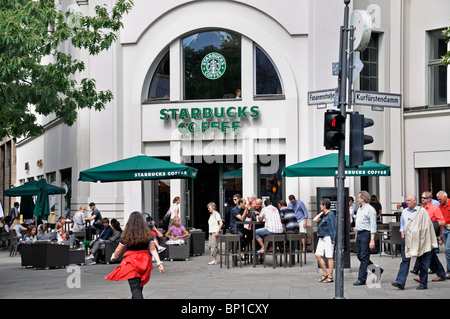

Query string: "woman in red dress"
[[105, 211, 165, 298]]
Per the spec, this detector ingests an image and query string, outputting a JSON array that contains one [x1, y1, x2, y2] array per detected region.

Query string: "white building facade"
[[13, 0, 450, 228]]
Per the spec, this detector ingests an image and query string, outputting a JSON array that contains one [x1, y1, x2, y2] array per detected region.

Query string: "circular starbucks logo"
[[201, 52, 226, 80]]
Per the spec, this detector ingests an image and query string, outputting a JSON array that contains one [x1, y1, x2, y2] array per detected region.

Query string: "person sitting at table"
[[87, 218, 122, 264], [165, 216, 188, 245], [255, 198, 283, 253], [229, 197, 251, 250], [20, 225, 37, 244], [278, 200, 299, 233], [56, 222, 77, 247], [72, 206, 86, 232], [36, 224, 52, 240], [84, 217, 113, 251], [10, 218, 26, 239]]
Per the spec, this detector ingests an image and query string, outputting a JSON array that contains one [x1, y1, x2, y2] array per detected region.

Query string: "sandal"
[[323, 276, 334, 283], [318, 275, 328, 282]]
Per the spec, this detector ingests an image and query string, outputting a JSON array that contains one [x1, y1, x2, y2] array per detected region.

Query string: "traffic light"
[[349, 111, 374, 167], [324, 110, 346, 150]]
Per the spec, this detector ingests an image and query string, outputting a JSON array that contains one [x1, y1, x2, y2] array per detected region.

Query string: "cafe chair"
[[159, 233, 191, 261], [103, 241, 126, 264], [9, 230, 19, 257], [382, 223, 401, 258], [262, 234, 286, 269]]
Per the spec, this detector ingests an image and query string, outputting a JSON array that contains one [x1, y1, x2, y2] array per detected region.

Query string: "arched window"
[[146, 32, 284, 102], [254, 45, 283, 96], [182, 30, 241, 100], [147, 51, 170, 100]]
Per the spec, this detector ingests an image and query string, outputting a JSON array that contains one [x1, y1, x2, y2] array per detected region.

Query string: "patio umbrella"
[[33, 179, 52, 221], [282, 153, 390, 177], [78, 155, 198, 182], [4, 179, 67, 196], [4, 179, 66, 222]]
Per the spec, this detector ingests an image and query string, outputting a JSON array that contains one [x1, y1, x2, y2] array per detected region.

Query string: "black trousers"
[[128, 277, 143, 299]]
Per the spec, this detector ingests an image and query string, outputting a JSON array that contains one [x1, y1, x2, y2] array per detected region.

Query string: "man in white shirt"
[[255, 198, 283, 253], [353, 190, 378, 286]]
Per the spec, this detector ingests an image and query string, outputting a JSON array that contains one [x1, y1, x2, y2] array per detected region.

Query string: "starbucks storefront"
[[121, 1, 305, 226]]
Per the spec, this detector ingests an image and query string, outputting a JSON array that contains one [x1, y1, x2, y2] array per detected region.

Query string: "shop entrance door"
[[190, 161, 242, 232]]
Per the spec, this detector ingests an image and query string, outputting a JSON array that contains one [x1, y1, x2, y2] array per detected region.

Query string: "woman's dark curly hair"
[[121, 211, 153, 247]]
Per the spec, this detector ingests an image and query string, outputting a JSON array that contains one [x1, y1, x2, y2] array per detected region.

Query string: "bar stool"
[[299, 233, 307, 265], [219, 234, 241, 269], [285, 232, 302, 267], [262, 234, 286, 268]]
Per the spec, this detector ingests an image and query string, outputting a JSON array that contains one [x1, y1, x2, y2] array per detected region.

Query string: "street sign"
[[349, 52, 364, 84], [308, 88, 337, 105], [353, 91, 402, 108], [332, 62, 340, 76]]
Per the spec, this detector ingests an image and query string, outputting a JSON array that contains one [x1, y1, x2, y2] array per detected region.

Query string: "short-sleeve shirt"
[[260, 205, 283, 234], [208, 211, 222, 233], [279, 207, 299, 232], [91, 209, 102, 225], [169, 225, 186, 243]]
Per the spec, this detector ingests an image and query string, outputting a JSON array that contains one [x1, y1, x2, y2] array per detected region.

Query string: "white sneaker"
[[158, 246, 166, 253]]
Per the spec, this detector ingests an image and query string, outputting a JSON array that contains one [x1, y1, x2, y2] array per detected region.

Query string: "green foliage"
[[0, 0, 133, 139], [442, 27, 450, 67]]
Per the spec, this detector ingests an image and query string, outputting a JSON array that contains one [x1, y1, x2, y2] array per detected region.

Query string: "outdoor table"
[[381, 213, 401, 223], [235, 221, 264, 267], [377, 229, 392, 257]]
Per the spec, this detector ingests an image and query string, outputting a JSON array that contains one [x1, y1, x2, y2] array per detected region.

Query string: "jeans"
[[441, 227, 450, 274], [255, 227, 277, 239], [355, 230, 373, 282], [395, 238, 432, 288]]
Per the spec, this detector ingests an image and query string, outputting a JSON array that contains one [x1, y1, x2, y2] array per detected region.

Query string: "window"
[[359, 33, 379, 92], [419, 167, 450, 199], [147, 51, 170, 101], [258, 155, 285, 205], [182, 30, 241, 100], [428, 29, 447, 107], [255, 45, 283, 96]]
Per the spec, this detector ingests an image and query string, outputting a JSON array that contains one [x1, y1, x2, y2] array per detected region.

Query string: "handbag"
[[163, 210, 171, 223]]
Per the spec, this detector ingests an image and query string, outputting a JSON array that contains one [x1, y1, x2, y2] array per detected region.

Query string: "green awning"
[[78, 155, 198, 183], [282, 153, 390, 177]]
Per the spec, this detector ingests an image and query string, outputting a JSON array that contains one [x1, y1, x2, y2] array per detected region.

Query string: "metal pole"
[[335, 0, 350, 299]]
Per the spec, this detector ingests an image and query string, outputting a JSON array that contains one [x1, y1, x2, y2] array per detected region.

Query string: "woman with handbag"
[[168, 196, 180, 229], [105, 211, 165, 299], [313, 198, 336, 283]]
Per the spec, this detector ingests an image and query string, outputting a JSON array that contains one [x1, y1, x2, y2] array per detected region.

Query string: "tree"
[[0, 0, 134, 139], [443, 27, 450, 67]]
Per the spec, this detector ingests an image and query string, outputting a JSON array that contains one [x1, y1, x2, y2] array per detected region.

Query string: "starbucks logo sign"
[[201, 52, 226, 80]]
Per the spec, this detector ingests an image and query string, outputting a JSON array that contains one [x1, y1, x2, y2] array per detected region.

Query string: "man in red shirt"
[[437, 191, 450, 279], [411, 192, 446, 281]]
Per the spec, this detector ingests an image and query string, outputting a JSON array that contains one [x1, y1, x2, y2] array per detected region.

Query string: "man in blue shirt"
[[288, 195, 308, 250]]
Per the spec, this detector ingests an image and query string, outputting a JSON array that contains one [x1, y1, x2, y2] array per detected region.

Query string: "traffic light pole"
[[335, 0, 351, 299]]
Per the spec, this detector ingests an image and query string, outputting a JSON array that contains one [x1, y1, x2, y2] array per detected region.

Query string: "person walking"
[[207, 202, 223, 265], [436, 191, 450, 279], [313, 198, 336, 283], [391, 195, 437, 290], [353, 190, 379, 286], [105, 211, 165, 299]]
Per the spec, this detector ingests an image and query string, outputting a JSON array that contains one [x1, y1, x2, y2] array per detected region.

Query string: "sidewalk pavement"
[[1, 245, 449, 300]]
